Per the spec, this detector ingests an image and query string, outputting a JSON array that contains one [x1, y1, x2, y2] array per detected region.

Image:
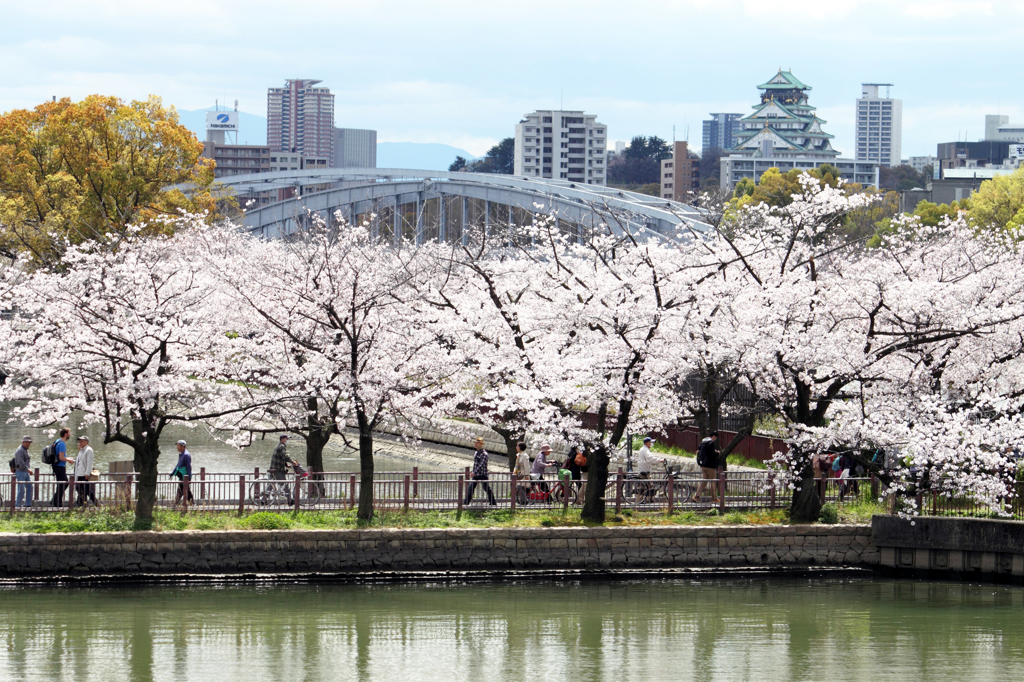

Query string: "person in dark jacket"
[[565, 445, 588, 504], [690, 432, 720, 504], [464, 437, 496, 505]]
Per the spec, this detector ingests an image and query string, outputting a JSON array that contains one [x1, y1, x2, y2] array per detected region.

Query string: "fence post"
[[200, 467, 206, 500], [769, 472, 776, 509], [126, 473, 134, 512], [915, 491, 924, 515], [819, 475, 827, 504], [349, 475, 356, 510], [931, 490, 937, 516], [412, 466, 419, 499], [562, 472, 570, 514], [238, 475, 245, 516], [667, 472, 674, 516], [8, 475, 14, 514], [183, 477, 190, 514], [615, 467, 623, 515], [718, 470, 726, 514], [464, 466, 470, 482], [457, 475, 464, 518], [69, 473, 76, 510], [294, 474, 301, 512], [403, 475, 410, 514], [870, 473, 879, 501], [510, 473, 517, 512]]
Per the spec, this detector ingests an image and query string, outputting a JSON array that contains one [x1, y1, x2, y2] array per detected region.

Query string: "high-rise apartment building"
[[334, 128, 377, 168], [855, 84, 902, 168], [702, 113, 742, 151], [660, 141, 699, 202], [266, 79, 335, 161], [514, 110, 607, 185], [983, 114, 1024, 142]]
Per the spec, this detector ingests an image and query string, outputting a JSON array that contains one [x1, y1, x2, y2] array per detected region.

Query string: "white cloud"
[[904, 1, 993, 18]]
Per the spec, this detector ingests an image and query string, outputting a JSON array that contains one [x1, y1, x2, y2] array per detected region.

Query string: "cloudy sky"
[[0, 0, 1019, 157]]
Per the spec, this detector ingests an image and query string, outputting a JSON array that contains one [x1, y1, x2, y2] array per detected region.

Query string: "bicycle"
[[623, 462, 694, 509], [516, 471, 572, 506], [248, 474, 321, 508]]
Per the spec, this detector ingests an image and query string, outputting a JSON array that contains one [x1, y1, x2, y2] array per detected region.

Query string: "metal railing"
[[0, 467, 879, 515]]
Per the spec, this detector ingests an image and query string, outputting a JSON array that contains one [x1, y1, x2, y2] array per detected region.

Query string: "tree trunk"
[[789, 451, 821, 523], [581, 443, 608, 523], [134, 437, 161, 527], [493, 426, 522, 472], [356, 407, 374, 520], [305, 397, 332, 474]]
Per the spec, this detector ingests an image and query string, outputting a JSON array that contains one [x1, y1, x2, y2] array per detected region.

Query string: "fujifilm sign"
[[206, 111, 238, 131]]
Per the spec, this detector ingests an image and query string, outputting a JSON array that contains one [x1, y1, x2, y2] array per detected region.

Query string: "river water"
[[1, 576, 1022, 681], [0, 403, 451, 474]]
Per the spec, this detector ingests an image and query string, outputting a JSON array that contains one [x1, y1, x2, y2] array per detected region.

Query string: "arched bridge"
[[208, 168, 711, 243]]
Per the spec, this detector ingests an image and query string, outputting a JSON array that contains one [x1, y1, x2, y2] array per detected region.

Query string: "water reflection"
[[0, 578, 1023, 681]]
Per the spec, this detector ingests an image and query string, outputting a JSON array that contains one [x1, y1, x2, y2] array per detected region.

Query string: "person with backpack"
[[690, 432, 720, 504], [46, 429, 73, 507], [12, 436, 33, 508], [171, 439, 194, 507], [565, 445, 588, 503]]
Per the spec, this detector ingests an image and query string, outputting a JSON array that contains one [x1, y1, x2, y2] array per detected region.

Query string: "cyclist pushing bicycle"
[[269, 434, 303, 504]]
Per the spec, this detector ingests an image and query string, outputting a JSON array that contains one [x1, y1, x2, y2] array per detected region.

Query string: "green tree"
[[964, 165, 1024, 233], [699, 146, 725, 188], [466, 138, 514, 174], [879, 164, 929, 191], [448, 156, 467, 171], [0, 95, 216, 264]]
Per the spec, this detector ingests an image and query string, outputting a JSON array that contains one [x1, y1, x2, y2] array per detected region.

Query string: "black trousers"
[[51, 465, 68, 507], [464, 475, 495, 505]]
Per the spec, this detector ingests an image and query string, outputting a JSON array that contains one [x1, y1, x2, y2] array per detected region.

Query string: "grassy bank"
[[0, 499, 884, 534]]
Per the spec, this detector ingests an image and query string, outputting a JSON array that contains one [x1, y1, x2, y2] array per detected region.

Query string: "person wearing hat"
[[530, 443, 558, 493], [73, 435, 97, 507], [12, 435, 33, 508], [636, 437, 666, 503], [170, 439, 194, 507], [463, 436, 496, 506], [269, 434, 299, 504]]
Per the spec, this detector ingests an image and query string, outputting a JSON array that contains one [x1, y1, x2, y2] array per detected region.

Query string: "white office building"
[[334, 128, 377, 168], [984, 115, 1024, 143], [514, 110, 607, 185], [855, 84, 902, 168], [903, 155, 937, 174]]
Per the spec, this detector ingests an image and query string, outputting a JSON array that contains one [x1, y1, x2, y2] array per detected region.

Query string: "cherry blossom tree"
[[205, 216, 457, 520], [0, 221, 250, 523]]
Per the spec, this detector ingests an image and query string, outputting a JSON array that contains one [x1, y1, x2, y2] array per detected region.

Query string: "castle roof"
[[757, 69, 811, 91]]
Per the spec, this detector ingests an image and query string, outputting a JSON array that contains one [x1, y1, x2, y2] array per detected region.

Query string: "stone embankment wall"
[[0, 525, 875, 578], [872, 515, 1024, 582]]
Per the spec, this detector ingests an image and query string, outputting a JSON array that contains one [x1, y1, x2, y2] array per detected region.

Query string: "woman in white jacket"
[[73, 435, 97, 506]]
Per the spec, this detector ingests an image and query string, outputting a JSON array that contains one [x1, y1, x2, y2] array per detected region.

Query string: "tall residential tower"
[[266, 79, 335, 162], [514, 110, 607, 185], [702, 113, 742, 151], [855, 84, 902, 168]]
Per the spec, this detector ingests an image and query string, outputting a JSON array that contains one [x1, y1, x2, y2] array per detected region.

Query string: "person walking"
[[530, 443, 558, 493], [171, 439, 194, 507], [565, 445, 588, 504], [73, 435, 97, 507], [13, 436, 32, 508], [691, 432, 721, 504], [269, 434, 298, 503], [464, 437, 496, 506], [50, 429, 72, 507]]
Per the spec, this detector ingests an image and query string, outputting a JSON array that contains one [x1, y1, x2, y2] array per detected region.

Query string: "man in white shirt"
[[636, 436, 664, 502], [73, 435, 97, 507]]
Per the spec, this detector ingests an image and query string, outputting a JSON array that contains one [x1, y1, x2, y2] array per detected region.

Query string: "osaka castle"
[[719, 69, 879, 190]]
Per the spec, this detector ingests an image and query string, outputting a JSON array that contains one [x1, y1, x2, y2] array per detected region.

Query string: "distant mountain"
[[377, 142, 477, 171], [175, 107, 268, 146]]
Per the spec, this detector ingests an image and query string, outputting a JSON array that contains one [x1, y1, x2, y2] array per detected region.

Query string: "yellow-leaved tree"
[[965, 165, 1024, 235], [0, 95, 216, 263]]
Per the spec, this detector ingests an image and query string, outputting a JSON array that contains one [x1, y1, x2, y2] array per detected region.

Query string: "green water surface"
[[1, 577, 1021, 681]]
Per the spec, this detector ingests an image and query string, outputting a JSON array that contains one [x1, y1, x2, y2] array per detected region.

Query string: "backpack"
[[41, 440, 59, 466], [8, 457, 14, 472], [696, 440, 712, 467], [574, 452, 587, 467], [831, 456, 842, 472]]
